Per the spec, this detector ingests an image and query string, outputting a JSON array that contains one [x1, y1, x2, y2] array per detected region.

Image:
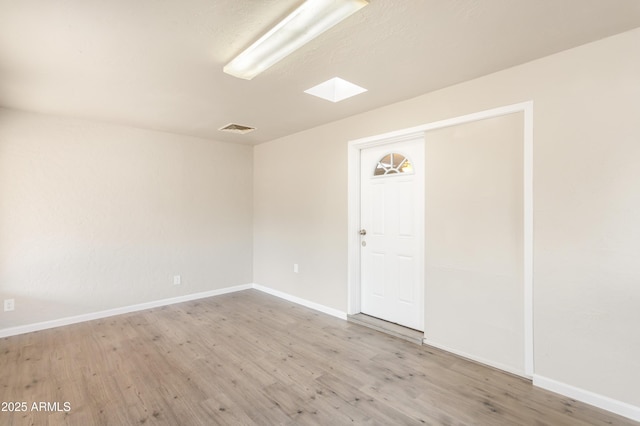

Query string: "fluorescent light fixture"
[[224, 0, 369, 80], [304, 77, 367, 102]]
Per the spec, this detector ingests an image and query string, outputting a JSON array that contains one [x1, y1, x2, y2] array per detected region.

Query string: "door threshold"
[[347, 313, 423, 345]]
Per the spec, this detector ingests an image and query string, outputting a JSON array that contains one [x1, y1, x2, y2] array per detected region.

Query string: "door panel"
[[360, 138, 424, 331], [372, 184, 385, 235], [371, 252, 386, 297], [397, 255, 414, 303], [397, 181, 414, 236]]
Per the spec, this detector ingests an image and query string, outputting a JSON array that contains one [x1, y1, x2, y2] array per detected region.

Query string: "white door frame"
[[347, 101, 534, 377]]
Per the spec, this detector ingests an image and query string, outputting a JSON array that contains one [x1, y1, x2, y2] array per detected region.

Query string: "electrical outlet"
[[293, 264, 299, 273], [4, 299, 15, 312], [173, 275, 181, 285]]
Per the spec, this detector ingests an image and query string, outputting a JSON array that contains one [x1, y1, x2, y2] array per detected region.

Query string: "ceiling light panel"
[[304, 77, 367, 102], [224, 0, 369, 80]]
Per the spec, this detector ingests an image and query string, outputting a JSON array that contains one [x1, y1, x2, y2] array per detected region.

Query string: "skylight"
[[304, 77, 367, 103]]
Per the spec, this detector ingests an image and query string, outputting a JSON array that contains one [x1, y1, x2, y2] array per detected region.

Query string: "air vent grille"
[[218, 123, 256, 134]]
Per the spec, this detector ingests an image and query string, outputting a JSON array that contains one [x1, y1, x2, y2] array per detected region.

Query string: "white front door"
[[360, 137, 424, 331]]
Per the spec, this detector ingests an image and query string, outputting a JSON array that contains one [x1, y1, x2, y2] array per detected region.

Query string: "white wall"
[[253, 27, 640, 410], [424, 113, 525, 376], [0, 109, 253, 329]]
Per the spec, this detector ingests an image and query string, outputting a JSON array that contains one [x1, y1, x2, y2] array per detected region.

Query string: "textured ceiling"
[[1, 0, 640, 145]]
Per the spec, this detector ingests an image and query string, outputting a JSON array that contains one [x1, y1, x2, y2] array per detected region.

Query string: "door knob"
[[359, 229, 367, 236]]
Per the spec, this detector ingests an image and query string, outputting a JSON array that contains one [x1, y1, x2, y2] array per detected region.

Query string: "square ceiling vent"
[[218, 123, 256, 134]]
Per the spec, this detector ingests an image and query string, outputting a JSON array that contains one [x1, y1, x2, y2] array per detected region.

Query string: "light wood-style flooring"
[[0, 289, 636, 425]]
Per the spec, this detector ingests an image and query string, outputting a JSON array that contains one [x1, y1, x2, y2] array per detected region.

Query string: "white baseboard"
[[0, 284, 253, 338], [2, 283, 638, 422], [0, 283, 348, 338], [423, 338, 529, 379], [252, 283, 347, 320], [533, 375, 640, 422], [421, 339, 640, 422]]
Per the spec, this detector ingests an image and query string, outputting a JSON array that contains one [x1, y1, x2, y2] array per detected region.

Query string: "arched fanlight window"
[[374, 153, 414, 176]]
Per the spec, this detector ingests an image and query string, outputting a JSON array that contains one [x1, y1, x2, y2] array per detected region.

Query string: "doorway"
[[359, 138, 425, 331], [347, 102, 534, 378]]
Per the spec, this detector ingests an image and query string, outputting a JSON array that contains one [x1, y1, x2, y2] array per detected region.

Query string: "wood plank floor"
[[0, 289, 636, 425]]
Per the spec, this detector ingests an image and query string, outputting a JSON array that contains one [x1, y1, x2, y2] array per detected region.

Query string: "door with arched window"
[[359, 137, 425, 331]]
